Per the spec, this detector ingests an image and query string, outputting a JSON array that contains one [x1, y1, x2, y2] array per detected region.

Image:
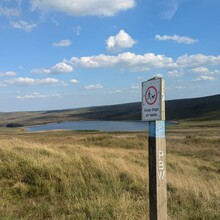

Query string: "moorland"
[[0, 94, 220, 219]]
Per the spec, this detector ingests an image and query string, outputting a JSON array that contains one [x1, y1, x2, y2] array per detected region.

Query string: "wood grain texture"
[[149, 121, 167, 220]]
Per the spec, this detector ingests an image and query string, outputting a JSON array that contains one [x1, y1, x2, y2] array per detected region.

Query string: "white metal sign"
[[142, 77, 165, 121]]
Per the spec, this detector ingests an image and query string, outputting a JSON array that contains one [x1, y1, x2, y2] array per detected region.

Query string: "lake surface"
[[27, 121, 149, 132]]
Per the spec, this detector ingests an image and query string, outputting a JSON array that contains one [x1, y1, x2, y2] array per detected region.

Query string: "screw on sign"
[[145, 86, 158, 105]]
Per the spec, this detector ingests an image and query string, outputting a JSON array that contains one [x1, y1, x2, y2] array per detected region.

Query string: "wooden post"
[[148, 121, 167, 220], [142, 77, 167, 220]]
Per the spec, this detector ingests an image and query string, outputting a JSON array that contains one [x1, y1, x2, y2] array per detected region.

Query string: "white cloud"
[[0, 6, 20, 17], [84, 84, 103, 90], [11, 20, 37, 32], [71, 54, 118, 68], [16, 92, 61, 100], [191, 67, 209, 74], [193, 75, 215, 82], [53, 39, 72, 47], [191, 67, 220, 76], [155, 34, 198, 44], [32, 62, 73, 74], [0, 71, 16, 77], [70, 79, 79, 84], [5, 77, 60, 86], [168, 70, 183, 77], [71, 52, 176, 71], [70, 53, 220, 72], [28, 53, 220, 85], [30, 0, 135, 17], [176, 54, 220, 68], [51, 63, 73, 73], [106, 29, 136, 52]]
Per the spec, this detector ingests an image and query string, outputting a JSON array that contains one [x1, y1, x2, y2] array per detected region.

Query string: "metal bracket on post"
[[142, 77, 167, 220]]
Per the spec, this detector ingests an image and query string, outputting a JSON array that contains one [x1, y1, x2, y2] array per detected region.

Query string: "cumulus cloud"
[[32, 62, 73, 74], [71, 54, 118, 68], [53, 39, 72, 47], [70, 79, 79, 84], [70, 53, 220, 71], [4, 77, 60, 86], [84, 84, 103, 90], [176, 54, 220, 68], [71, 52, 175, 71], [106, 29, 136, 52], [51, 62, 73, 73], [28, 53, 220, 85], [11, 20, 37, 32], [191, 67, 220, 76], [30, 0, 135, 17], [0, 71, 16, 77], [16, 92, 61, 100], [155, 34, 198, 44]]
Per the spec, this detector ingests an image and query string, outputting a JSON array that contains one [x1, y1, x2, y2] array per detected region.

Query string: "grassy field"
[[0, 123, 220, 219]]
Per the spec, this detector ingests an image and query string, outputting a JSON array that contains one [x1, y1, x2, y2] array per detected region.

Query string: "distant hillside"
[[0, 94, 219, 127], [62, 94, 220, 122], [166, 94, 220, 121]]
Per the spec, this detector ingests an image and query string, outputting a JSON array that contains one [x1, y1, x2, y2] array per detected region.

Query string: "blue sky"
[[0, 0, 220, 112]]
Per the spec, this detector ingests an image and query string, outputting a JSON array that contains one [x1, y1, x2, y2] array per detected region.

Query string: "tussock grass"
[[0, 127, 219, 219]]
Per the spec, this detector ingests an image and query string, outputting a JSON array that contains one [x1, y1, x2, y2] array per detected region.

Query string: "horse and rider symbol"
[[145, 86, 158, 105]]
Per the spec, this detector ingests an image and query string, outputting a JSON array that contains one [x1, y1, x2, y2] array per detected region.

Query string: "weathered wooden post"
[[142, 77, 167, 220]]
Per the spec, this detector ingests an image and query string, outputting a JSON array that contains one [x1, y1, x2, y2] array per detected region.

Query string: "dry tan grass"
[[0, 126, 219, 219]]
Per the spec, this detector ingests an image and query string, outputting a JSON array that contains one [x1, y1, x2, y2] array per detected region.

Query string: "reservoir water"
[[28, 121, 149, 132]]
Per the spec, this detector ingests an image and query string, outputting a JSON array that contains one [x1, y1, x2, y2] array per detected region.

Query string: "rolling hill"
[[0, 94, 219, 127]]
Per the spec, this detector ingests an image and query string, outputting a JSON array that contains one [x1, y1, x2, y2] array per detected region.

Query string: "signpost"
[[142, 78, 165, 121], [142, 77, 167, 220]]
